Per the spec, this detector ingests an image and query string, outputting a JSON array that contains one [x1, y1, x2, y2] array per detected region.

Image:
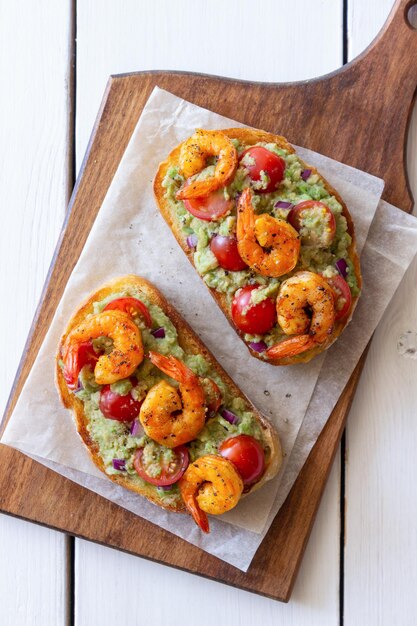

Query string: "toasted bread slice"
[[154, 128, 361, 365], [56, 275, 282, 514]]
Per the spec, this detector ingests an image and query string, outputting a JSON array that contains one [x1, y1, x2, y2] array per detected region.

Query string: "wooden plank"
[[344, 262, 417, 625], [344, 1, 417, 624], [406, 2, 417, 206], [74, 1, 342, 621], [75, 0, 343, 168], [0, 515, 70, 626], [75, 457, 340, 625], [0, 0, 73, 623], [2, 0, 415, 607]]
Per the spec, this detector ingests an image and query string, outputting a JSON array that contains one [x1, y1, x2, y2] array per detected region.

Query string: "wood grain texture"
[[345, 1, 417, 623], [345, 261, 417, 624], [0, 402, 350, 602], [75, 454, 340, 625], [0, 514, 70, 626], [0, 1, 73, 624], [74, 1, 343, 621], [75, 0, 343, 168], [1, 0, 415, 607], [0, 68, 367, 601]]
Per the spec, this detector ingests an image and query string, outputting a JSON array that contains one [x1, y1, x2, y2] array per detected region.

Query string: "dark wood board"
[[1, 0, 416, 603]]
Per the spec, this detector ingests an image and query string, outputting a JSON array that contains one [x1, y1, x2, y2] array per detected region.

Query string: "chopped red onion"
[[249, 340, 267, 353], [186, 234, 198, 249], [301, 169, 312, 181], [274, 201, 294, 210], [151, 327, 166, 339], [220, 408, 240, 425], [335, 258, 349, 279], [159, 485, 174, 491], [74, 377, 83, 393], [130, 419, 144, 437], [112, 459, 126, 471]]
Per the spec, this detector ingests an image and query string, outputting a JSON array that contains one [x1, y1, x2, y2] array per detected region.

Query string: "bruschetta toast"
[[154, 128, 361, 365], [56, 275, 282, 531]]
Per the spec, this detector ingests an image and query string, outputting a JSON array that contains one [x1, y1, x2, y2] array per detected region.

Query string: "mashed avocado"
[[162, 140, 360, 353], [63, 289, 265, 505]]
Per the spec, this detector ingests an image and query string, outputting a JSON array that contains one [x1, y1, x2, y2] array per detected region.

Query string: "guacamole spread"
[[61, 288, 265, 508], [162, 139, 360, 355]]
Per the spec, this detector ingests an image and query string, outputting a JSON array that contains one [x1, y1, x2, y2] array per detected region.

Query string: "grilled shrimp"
[[176, 129, 238, 200], [179, 455, 244, 533], [236, 188, 300, 277], [62, 310, 144, 386], [139, 351, 206, 448], [265, 271, 335, 359]]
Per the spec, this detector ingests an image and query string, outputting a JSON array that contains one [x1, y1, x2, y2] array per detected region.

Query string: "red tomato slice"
[[210, 235, 248, 271], [240, 146, 285, 193], [63, 341, 98, 389], [288, 200, 336, 247], [219, 435, 265, 485], [231, 285, 276, 335], [183, 187, 233, 221], [133, 445, 189, 486], [99, 384, 143, 421], [327, 275, 352, 321], [104, 297, 152, 328]]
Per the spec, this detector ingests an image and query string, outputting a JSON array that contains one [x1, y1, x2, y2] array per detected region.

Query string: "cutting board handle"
[[365, 0, 417, 66], [2, 0, 417, 605], [357, 0, 417, 115], [313, 0, 417, 210]]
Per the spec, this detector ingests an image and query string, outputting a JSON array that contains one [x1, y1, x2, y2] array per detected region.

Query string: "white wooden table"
[[1, 1, 416, 623]]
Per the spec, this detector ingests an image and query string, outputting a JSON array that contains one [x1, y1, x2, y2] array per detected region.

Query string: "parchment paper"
[[2, 88, 417, 572]]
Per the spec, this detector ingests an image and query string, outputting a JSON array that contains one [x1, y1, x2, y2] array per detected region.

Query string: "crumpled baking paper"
[[2, 87, 417, 571]]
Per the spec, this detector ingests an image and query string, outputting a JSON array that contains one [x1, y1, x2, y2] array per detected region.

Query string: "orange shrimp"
[[265, 271, 335, 359], [139, 352, 206, 448], [176, 129, 237, 199], [236, 188, 300, 277], [62, 310, 144, 386], [179, 455, 244, 533]]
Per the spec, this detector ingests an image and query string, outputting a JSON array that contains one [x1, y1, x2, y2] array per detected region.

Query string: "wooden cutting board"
[[1, 0, 416, 603]]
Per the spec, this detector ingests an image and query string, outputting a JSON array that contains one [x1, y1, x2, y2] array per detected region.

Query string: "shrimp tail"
[[183, 494, 210, 533], [236, 188, 255, 239], [176, 178, 214, 200], [236, 189, 263, 266], [148, 351, 194, 384], [265, 335, 316, 359], [62, 345, 79, 389]]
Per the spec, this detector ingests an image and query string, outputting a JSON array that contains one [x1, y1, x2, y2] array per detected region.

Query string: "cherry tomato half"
[[219, 435, 265, 485], [327, 275, 352, 321], [183, 186, 233, 222], [288, 200, 336, 247], [104, 297, 152, 328], [231, 285, 276, 335], [210, 235, 248, 271], [99, 385, 143, 421], [133, 445, 189, 486], [240, 146, 285, 194], [63, 341, 98, 389]]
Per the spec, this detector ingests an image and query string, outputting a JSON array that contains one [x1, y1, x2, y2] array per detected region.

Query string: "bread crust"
[[56, 275, 282, 514], [153, 128, 362, 365]]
